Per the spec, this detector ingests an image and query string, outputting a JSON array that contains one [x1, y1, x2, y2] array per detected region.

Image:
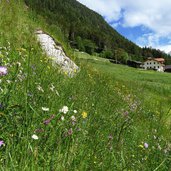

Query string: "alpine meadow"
[[0, 0, 171, 170]]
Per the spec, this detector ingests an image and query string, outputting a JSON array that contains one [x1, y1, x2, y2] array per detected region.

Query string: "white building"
[[141, 58, 165, 72]]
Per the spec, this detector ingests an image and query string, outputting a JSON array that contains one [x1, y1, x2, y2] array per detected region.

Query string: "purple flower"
[[43, 119, 51, 125], [123, 111, 129, 117], [43, 114, 55, 125], [35, 128, 44, 133], [0, 140, 4, 147], [144, 142, 149, 148], [0, 66, 7, 76], [68, 128, 73, 136]]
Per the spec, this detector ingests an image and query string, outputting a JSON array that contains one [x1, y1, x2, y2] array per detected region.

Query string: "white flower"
[[73, 110, 77, 114], [61, 116, 65, 121], [59, 106, 68, 114], [42, 107, 49, 111], [144, 142, 149, 148], [32, 134, 38, 140], [71, 115, 76, 121]]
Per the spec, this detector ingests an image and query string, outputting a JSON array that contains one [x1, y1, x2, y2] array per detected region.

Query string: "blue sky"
[[77, 0, 171, 53]]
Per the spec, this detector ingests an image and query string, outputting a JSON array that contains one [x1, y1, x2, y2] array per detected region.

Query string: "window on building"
[[154, 66, 156, 69], [158, 66, 159, 68], [147, 62, 148, 65], [154, 62, 155, 64]]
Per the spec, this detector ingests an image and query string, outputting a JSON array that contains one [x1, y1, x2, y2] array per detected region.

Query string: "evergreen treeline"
[[25, 0, 171, 63]]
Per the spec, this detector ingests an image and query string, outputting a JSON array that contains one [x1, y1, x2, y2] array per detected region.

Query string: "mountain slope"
[[24, 0, 143, 59]]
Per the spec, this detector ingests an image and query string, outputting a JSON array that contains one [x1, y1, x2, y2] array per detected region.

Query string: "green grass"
[[76, 54, 171, 113], [0, 1, 171, 170]]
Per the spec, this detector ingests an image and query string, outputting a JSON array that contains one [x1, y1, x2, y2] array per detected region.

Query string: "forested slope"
[[25, 0, 171, 62]]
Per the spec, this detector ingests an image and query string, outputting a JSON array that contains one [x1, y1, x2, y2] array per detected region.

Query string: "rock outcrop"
[[35, 30, 79, 77]]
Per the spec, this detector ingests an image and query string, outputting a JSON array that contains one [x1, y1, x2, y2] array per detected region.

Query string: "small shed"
[[127, 60, 142, 68], [164, 65, 171, 72]]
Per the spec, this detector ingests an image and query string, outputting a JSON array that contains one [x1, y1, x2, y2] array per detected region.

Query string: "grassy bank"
[[0, 1, 171, 170]]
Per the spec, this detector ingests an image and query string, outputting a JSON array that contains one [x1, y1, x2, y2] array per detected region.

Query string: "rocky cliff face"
[[36, 30, 79, 77]]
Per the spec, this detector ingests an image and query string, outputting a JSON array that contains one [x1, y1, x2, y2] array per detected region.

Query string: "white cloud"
[[155, 45, 171, 54], [77, 0, 171, 52], [77, 0, 122, 22], [78, 0, 171, 35]]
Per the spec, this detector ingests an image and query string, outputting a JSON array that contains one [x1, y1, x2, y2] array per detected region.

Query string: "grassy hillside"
[[0, 1, 171, 170], [24, 0, 171, 63], [24, 0, 143, 59]]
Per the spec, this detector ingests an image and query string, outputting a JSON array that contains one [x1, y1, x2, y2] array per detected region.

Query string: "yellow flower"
[[82, 111, 87, 118]]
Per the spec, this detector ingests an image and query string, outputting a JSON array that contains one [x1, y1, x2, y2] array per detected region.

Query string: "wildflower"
[[82, 111, 87, 119], [61, 116, 65, 121], [68, 128, 73, 136], [123, 111, 129, 117], [59, 106, 68, 114], [0, 66, 7, 76], [73, 110, 77, 114], [71, 115, 76, 121], [43, 119, 51, 125], [42, 107, 49, 112], [32, 134, 39, 140], [43, 115, 54, 125], [144, 142, 149, 148], [0, 140, 4, 147]]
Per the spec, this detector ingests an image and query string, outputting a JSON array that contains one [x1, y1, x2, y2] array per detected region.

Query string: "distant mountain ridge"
[[25, 0, 171, 63]]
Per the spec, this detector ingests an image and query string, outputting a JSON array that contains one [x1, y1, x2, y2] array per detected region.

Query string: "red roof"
[[146, 57, 165, 63], [154, 58, 165, 62]]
